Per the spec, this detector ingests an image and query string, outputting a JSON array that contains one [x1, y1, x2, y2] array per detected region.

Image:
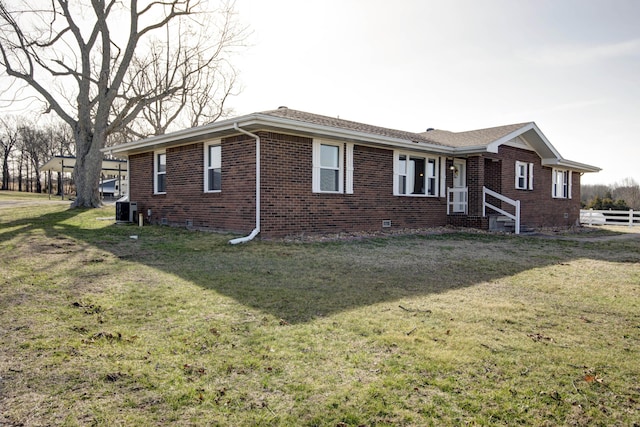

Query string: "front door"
[[452, 159, 467, 213]]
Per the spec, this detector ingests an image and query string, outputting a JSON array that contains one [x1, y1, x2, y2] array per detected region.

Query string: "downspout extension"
[[229, 123, 261, 244]]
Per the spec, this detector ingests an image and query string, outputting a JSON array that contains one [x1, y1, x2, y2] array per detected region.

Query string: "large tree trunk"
[[72, 132, 103, 208], [35, 170, 42, 193], [1, 1, 245, 206], [2, 156, 9, 190]]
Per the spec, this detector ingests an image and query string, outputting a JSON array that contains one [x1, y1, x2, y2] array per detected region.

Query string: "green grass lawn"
[[1, 200, 639, 426]]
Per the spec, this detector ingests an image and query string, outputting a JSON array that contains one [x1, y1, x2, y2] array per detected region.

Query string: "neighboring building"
[[41, 156, 128, 200], [105, 107, 600, 239]]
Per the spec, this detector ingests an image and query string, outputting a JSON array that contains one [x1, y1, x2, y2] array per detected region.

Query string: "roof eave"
[[102, 115, 251, 157], [451, 145, 495, 155], [248, 113, 454, 153], [541, 158, 601, 173], [103, 113, 455, 157]]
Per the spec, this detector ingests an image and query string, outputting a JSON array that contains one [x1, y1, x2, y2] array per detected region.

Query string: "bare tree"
[[580, 183, 610, 207], [0, 116, 19, 190], [118, 6, 240, 139], [48, 121, 75, 195], [18, 122, 50, 193], [582, 178, 640, 210], [613, 178, 640, 210], [0, 0, 246, 207]]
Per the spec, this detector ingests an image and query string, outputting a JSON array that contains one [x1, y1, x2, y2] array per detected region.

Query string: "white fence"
[[580, 209, 639, 226]]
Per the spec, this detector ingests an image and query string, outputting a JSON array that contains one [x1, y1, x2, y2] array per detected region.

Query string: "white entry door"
[[452, 159, 467, 213]]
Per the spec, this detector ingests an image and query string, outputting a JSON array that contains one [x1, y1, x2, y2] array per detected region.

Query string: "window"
[[426, 158, 437, 195], [552, 169, 571, 198], [515, 161, 534, 190], [395, 152, 438, 196], [313, 140, 344, 193], [154, 151, 166, 194], [204, 143, 221, 192]]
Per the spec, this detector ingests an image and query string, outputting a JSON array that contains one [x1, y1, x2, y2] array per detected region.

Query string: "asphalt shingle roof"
[[419, 123, 532, 148], [260, 107, 443, 145], [260, 107, 531, 149]]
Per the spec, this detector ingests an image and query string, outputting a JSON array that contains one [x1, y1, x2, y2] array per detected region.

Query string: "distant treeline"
[[581, 178, 640, 210]]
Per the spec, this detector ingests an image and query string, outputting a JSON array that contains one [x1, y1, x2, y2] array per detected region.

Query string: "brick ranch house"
[[105, 107, 600, 242]]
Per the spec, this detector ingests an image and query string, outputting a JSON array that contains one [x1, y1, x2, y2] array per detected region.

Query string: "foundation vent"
[[382, 220, 392, 228]]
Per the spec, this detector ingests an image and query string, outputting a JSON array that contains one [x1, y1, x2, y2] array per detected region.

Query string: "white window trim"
[[393, 150, 440, 197], [552, 168, 572, 199], [529, 163, 534, 191], [425, 157, 437, 196], [439, 156, 446, 197], [313, 139, 344, 194], [154, 150, 166, 195], [345, 143, 354, 194], [203, 140, 222, 193], [515, 161, 534, 190]]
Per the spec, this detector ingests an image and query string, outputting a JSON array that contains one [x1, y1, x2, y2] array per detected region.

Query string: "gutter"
[[103, 113, 456, 157], [228, 123, 261, 244], [541, 158, 601, 173]]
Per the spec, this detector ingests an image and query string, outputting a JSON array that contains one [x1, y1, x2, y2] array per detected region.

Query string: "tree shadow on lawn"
[[119, 229, 640, 326], [79, 227, 640, 323], [3, 207, 640, 324], [0, 205, 86, 245]]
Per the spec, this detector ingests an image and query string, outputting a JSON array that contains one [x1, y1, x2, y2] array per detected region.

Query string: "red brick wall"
[[127, 133, 582, 237], [485, 145, 582, 227], [128, 131, 448, 237], [129, 136, 257, 234], [260, 135, 447, 235], [467, 156, 485, 216]]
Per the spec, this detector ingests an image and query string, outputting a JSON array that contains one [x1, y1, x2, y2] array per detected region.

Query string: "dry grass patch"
[[1, 201, 639, 426]]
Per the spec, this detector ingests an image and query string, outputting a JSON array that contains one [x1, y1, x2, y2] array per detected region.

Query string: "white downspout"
[[229, 123, 261, 244]]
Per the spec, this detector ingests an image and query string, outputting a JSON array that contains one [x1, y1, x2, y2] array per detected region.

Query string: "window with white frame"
[[515, 161, 534, 190], [154, 151, 166, 194], [313, 140, 344, 193], [552, 168, 571, 198], [394, 152, 438, 196], [204, 143, 221, 192]]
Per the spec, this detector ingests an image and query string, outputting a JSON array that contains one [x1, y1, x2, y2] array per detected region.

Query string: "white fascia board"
[[247, 114, 455, 154], [102, 115, 247, 155], [485, 122, 563, 159], [451, 145, 493, 155], [526, 122, 562, 158], [486, 123, 534, 153], [541, 158, 601, 173], [104, 113, 456, 156]]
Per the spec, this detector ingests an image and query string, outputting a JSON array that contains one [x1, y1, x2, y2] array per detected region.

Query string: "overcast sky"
[[228, 0, 640, 186]]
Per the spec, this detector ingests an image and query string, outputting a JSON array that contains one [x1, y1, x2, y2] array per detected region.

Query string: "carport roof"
[[41, 156, 128, 176]]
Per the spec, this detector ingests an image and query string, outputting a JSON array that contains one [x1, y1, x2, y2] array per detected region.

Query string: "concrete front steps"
[[489, 215, 535, 234]]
